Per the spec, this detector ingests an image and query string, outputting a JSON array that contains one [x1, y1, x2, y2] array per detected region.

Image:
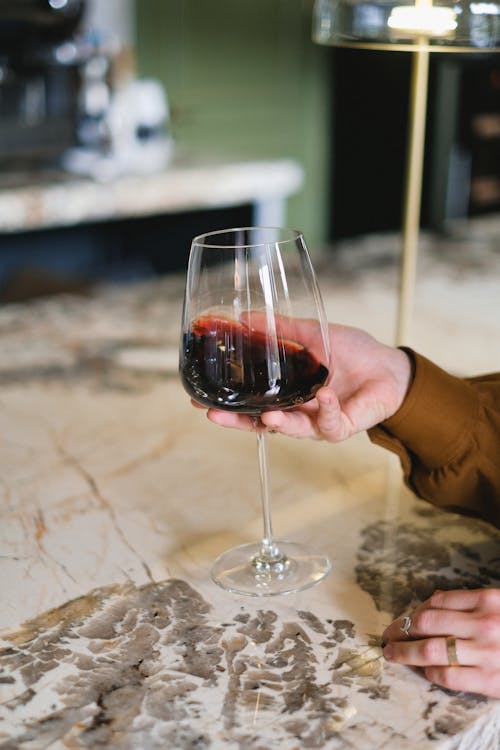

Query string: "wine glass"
[[179, 227, 331, 596]]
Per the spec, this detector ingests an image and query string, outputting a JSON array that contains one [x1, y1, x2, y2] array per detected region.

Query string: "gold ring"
[[446, 636, 460, 667]]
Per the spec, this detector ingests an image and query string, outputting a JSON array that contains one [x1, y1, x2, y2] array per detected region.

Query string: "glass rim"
[[191, 226, 304, 249]]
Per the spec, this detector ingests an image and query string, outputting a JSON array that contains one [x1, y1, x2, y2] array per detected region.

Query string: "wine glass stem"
[[255, 429, 283, 563]]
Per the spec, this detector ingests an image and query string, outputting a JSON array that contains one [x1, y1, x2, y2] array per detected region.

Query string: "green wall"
[[135, 0, 331, 250]]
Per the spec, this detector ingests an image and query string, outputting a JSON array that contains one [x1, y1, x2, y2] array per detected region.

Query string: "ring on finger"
[[400, 615, 412, 637], [446, 636, 460, 667]]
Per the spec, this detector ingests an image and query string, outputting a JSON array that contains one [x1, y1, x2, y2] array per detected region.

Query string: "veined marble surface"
[[1, 230, 500, 749]]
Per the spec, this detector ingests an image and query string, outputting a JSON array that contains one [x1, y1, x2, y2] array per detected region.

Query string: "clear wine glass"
[[179, 227, 331, 596]]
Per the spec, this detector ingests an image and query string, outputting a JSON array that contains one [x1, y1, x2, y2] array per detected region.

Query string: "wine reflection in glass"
[[179, 227, 331, 596]]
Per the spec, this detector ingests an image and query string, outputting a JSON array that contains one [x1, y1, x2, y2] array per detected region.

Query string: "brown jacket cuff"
[[369, 350, 479, 470]]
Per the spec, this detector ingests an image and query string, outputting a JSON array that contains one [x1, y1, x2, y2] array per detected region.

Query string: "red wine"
[[180, 315, 329, 414]]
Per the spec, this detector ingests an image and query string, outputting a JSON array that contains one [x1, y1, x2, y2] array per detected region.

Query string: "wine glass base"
[[211, 541, 331, 596]]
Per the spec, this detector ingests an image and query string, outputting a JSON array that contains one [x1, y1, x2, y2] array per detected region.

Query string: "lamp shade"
[[313, 0, 500, 51]]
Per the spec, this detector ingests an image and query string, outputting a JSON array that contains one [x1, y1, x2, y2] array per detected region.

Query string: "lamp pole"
[[396, 46, 430, 346]]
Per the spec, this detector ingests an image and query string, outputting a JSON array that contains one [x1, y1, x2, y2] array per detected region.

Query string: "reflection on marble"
[[1, 227, 500, 748]]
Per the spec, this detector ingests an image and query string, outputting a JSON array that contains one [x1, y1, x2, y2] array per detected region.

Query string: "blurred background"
[[0, 0, 499, 303]]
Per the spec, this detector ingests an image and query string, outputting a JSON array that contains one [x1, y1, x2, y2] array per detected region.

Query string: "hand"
[[381, 589, 500, 698], [204, 321, 412, 442]]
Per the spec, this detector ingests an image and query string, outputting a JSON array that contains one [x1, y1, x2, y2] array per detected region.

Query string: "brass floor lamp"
[[313, 0, 500, 346]]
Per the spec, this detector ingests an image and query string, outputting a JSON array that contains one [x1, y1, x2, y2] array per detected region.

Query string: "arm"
[[203, 321, 500, 523], [368, 350, 500, 527], [364, 351, 500, 699]]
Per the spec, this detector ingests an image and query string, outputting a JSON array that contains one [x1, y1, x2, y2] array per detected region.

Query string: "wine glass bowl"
[[179, 227, 331, 595]]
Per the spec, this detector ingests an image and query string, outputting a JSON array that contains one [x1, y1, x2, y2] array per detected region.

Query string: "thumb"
[[315, 388, 351, 442]]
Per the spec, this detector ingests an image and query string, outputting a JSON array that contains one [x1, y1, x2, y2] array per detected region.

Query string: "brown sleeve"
[[368, 350, 500, 528]]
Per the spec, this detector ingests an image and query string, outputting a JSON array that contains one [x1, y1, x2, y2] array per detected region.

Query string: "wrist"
[[388, 347, 414, 418]]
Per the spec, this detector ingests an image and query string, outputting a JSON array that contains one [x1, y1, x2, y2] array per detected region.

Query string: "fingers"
[[263, 387, 350, 442], [260, 409, 318, 439], [206, 408, 308, 436], [429, 587, 500, 613], [383, 636, 489, 668], [381, 589, 500, 698], [243, 311, 322, 346], [205, 405, 319, 438], [383, 631, 500, 697], [206, 409, 256, 432], [190, 399, 256, 432], [423, 666, 500, 698], [241, 312, 331, 370], [200, 388, 351, 443], [382, 589, 500, 645], [382, 608, 477, 643], [261, 388, 351, 442]]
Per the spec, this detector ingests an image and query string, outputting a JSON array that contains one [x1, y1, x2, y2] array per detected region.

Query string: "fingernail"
[[382, 645, 393, 660]]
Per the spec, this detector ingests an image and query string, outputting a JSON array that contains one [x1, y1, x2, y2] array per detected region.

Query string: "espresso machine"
[[0, 0, 86, 168]]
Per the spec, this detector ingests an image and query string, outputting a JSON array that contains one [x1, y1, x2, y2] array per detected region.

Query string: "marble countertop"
[[1, 238, 500, 749], [0, 156, 303, 234]]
